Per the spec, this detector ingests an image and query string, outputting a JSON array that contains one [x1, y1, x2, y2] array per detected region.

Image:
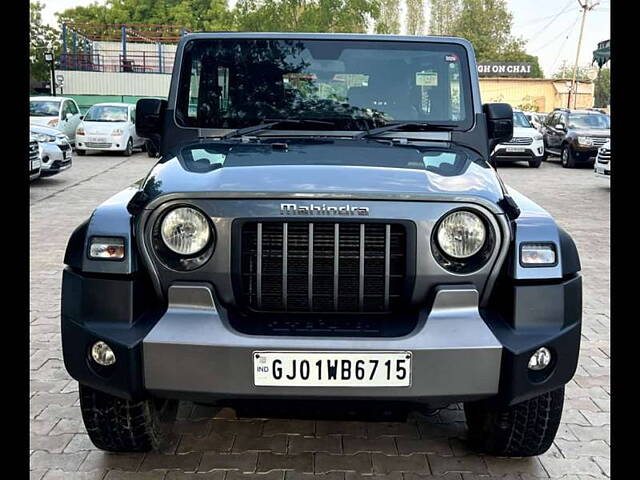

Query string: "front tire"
[[529, 159, 542, 168], [464, 386, 564, 457], [561, 145, 576, 168], [123, 138, 133, 157], [79, 383, 177, 452]]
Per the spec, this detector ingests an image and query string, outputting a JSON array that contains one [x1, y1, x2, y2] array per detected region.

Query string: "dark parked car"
[[542, 108, 610, 168], [61, 33, 582, 458]]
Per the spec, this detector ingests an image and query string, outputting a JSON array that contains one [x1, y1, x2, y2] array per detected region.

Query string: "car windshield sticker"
[[445, 54, 459, 62], [416, 71, 438, 87]]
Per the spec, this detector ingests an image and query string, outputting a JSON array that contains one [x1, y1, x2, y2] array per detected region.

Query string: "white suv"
[[491, 109, 546, 168], [594, 139, 611, 180]]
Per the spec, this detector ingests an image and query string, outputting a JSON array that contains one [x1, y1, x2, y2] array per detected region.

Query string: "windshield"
[[176, 39, 473, 131], [568, 113, 610, 129], [30, 100, 60, 117], [84, 105, 129, 122], [513, 112, 532, 128]]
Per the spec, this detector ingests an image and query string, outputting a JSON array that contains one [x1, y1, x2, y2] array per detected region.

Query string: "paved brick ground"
[[30, 153, 610, 480]]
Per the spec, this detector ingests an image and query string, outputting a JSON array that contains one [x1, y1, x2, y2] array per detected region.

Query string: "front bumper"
[[594, 160, 610, 179], [39, 142, 72, 176], [492, 142, 545, 161], [61, 268, 582, 407], [76, 136, 128, 152]]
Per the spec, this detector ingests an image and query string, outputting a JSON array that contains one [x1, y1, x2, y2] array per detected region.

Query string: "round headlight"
[[160, 207, 211, 255], [436, 210, 486, 259]]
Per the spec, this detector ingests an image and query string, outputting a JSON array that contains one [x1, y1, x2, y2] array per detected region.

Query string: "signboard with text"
[[477, 62, 533, 78]]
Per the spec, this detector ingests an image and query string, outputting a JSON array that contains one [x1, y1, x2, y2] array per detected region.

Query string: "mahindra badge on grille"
[[280, 203, 369, 216]]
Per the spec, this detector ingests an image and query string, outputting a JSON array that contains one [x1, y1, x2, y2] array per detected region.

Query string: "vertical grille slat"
[[384, 224, 391, 311], [241, 221, 407, 313], [333, 223, 340, 311], [282, 222, 288, 310], [359, 223, 365, 311], [257, 222, 263, 309], [308, 223, 314, 310]]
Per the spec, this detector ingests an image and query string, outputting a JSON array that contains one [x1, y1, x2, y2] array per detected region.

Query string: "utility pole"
[[568, 0, 599, 108]]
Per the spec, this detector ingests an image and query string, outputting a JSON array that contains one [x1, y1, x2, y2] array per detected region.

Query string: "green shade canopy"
[[593, 39, 610, 68]]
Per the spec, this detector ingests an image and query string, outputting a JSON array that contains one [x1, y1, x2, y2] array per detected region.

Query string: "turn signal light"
[[89, 237, 125, 260], [520, 243, 556, 267]]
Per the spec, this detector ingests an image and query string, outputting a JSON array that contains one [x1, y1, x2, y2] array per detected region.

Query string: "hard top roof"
[[181, 32, 474, 49]]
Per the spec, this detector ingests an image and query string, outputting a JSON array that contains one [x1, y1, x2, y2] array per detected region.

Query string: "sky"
[[39, 0, 610, 78]]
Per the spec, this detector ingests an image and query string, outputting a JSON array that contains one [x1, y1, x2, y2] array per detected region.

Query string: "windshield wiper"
[[219, 118, 337, 140], [353, 121, 454, 139]]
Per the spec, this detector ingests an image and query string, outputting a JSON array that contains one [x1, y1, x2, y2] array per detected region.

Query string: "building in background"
[[49, 23, 186, 111], [479, 77, 594, 113]]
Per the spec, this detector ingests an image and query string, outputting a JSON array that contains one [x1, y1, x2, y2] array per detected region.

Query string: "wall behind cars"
[[479, 78, 594, 112]]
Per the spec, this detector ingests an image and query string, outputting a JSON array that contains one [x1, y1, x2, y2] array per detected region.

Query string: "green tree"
[[30, 2, 61, 91], [428, 0, 460, 36], [58, 0, 378, 34], [232, 0, 378, 33], [375, 0, 401, 34], [406, 0, 425, 35], [57, 0, 232, 31], [552, 60, 592, 81], [594, 66, 610, 108]]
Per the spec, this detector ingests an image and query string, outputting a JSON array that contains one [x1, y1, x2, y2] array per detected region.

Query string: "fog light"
[[91, 341, 116, 366], [528, 347, 551, 371]]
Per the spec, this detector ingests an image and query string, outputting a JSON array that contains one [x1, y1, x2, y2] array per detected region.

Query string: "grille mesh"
[[240, 221, 407, 313]]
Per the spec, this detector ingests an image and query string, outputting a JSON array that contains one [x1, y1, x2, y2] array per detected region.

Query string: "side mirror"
[[555, 123, 566, 131], [136, 98, 167, 140], [484, 103, 514, 160]]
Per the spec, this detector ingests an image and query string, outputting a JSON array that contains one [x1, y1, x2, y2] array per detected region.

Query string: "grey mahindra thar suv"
[[61, 33, 582, 457]]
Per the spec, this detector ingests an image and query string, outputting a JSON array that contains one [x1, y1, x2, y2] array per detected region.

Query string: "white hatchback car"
[[30, 96, 82, 144], [75, 103, 144, 156]]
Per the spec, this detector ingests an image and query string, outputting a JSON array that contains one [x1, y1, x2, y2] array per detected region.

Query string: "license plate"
[[89, 136, 107, 142], [253, 351, 412, 387], [506, 147, 525, 152], [31, 160, 40, 170]]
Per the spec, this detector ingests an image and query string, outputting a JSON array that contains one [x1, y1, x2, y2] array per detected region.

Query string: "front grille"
[[591, 137, 608, 147], [85, 142, 112, 149], [57, 143, 71, 151], [597, 148, 610, 164], [240, 221, 408, 313], [504, 137, 533, 145]]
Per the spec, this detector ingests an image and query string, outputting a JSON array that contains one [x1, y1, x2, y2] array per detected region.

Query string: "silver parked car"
[[29, 136, 41, 182], [30, 125, 73, 177], [594, 139, 611, 180]]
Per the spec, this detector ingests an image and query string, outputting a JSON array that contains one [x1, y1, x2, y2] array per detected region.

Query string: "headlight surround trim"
[[431, 208, 496, 274], [152, 205, 216, 271]]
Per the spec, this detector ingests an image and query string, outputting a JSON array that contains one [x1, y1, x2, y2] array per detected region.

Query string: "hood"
[[30, 124, 65, 136], [513, 127, 539, 138], [30, 116, 59, 128], [82, 121, 128, 135], [133, 139, 505, 209], [570, 128, 610, 137]]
